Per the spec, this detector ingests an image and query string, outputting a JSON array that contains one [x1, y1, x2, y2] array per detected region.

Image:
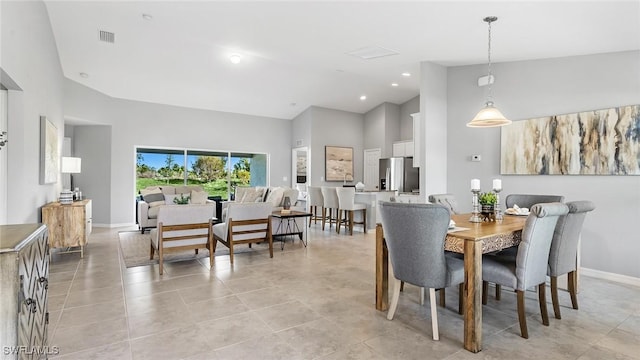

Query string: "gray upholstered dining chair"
[[481, 202, 569, 339], [307, 186, 324, 227], [492, 193, 566, 298], [428, 193, 461, 214], [379, 201, 464, 341], [548, 200, 595, 319], [505, 194, 565, 209], [320, 187, 339, 231]]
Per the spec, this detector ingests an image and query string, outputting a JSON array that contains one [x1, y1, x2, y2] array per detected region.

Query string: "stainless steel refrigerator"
[[379, 157, 419, 193]]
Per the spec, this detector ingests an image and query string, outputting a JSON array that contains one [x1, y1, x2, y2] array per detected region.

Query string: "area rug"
[[118, 230, 273, 268]]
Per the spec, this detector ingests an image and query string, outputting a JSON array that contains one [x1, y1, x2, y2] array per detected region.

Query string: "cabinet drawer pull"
[[39, 277, 49, 289], [24, 298, 37, 313]]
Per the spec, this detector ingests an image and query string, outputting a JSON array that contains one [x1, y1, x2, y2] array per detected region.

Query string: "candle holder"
[[493, 187, 503, 221], [469, 189, 482, 223]]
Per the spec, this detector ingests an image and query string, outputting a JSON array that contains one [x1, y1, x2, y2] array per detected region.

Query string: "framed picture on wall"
[[325, 146, 353, 182], [40, 116, 59, 184]]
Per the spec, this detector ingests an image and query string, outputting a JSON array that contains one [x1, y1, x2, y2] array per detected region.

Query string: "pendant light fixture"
[[467, 16, 511, 128]]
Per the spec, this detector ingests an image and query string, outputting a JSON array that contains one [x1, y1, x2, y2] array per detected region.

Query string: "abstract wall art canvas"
[[325, 146, 353, 181], [40, 116, 59, 184], [501, 105, 640, 175]]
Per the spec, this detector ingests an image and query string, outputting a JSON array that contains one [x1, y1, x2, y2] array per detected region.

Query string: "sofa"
[[225, 186, 306, 239], [137, 185, 214, 234]]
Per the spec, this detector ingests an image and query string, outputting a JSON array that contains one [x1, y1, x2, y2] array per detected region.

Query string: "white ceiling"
[[44, 1, 640, 120]]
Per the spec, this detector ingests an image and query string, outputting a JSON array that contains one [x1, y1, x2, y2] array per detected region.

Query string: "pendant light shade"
[[467, 16, 511, 128], [467, 101, 511, 128]]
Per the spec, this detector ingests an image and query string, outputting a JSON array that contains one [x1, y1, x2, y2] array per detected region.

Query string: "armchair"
[[149, 203, 216, 275], [212, 202, 273, 264]]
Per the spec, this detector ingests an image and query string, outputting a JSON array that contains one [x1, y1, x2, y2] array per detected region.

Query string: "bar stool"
[[320, 187, 339, 230], [336, 187, 367, 235], [307, 186, 324, 227]]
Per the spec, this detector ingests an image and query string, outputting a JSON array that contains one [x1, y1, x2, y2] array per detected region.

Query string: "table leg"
[[464, 239, 483, 352], [376, 224, 388, 311]]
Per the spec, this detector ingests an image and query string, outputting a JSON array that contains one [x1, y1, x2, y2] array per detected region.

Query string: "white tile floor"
[[47, 225, 640, 360]]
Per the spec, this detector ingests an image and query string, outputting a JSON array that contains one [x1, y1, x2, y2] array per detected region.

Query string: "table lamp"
[[61, 157, 81, 204]]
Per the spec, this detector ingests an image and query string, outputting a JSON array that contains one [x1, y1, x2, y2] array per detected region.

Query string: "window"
[[136, 147, 267, 200]]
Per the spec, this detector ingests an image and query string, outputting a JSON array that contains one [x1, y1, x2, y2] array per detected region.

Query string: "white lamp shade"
[[61, 157, 82, 173], [467, 101, 512, 128]]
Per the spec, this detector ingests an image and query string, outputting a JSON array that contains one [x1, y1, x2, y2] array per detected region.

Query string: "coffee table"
[[271, 210, 312, 250]]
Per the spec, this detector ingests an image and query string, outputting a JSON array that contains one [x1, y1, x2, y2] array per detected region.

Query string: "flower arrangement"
[[478, 192, 497, 206], [173, 194, 190, 205]]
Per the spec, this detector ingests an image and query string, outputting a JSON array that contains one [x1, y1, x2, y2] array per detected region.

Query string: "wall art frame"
[[325, 145, 353, 181], [500, 104, 640, 175], [40, 115, 59, 184]]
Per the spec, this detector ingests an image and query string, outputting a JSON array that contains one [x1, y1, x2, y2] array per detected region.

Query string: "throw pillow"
[[242, 188, 264, 203], [265, 187, 285, 207], [164, 194, 180, 205], [191, 190, 208, 205], [141, 189, 165, 208]]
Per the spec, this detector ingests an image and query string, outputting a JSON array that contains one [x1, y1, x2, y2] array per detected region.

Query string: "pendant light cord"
[[486, 17, 494, 103]]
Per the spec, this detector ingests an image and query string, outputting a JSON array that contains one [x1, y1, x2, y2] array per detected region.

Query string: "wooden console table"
[[42, 199, 92, 257]]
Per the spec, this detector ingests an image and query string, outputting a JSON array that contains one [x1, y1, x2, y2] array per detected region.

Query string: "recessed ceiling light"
[[142, 13, 153, 21], [391, 83, 399, 87], [229, 53, 242, 64], [360, 95, 367, 101], [401, 72, 411, 77], [79, 72, 89, 78]]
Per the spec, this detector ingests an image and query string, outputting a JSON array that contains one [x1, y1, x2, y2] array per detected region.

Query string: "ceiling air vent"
[[346, 46, 399, 60], [98, 30, 115, 44]]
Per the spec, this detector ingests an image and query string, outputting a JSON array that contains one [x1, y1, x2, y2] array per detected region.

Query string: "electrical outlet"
[[471, 154, 481, 162]]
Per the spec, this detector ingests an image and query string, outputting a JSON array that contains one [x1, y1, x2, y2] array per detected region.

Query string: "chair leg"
[[517, 290, 528, 338], [439, 288, 446, 307], [195, 249, 198, 254], [349, 210, 354, 235], [268, 236, 274, 259], [158, 246, 164, 275], [400, 281, 405, 292], [429, 288, 439, 340], [229, 242, 234, 264], [309, 206, 313, 227], [458, 283, 464, 315], [322, 208, 326, 230], [495, 284, 502, 300], [538, 283, 549, 326], [149, 243, 155, 260], [568, 271, 579, 310], [420, 287, 425, 306], [482, 281, 489, 305], [363, 209, 367, 233], [551, 276, 561, 319], [387, 278, 402, 320]]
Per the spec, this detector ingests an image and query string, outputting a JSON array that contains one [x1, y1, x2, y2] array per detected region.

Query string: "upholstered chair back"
[[505, 194, 565, 209], [514, 203, 569, 290], [321, 187, 339, 209], [428, 194, 460, 214], [307, 186, 324, 208], [548, 201, 596, 277], [336, 187, 357, 211], [152, 204, 216, 248], [220, 203, 273, 242], [379, 202, 454, 289]]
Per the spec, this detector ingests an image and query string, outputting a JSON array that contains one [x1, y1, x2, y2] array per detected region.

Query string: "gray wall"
[[1, 0, 65, 223], [363, 104, 385, 154], [399, 95, 420, 141], [420, 62, 448, 201], [308, 106, 364, 186], [384, 103, 401, 155], [64, 80, 293, 226], [447, 51, 640, 278], [73, 125, 112, 225]]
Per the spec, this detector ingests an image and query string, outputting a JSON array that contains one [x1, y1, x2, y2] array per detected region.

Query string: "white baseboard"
[[580, 267, 640, 287], [93, 223, 137, 228]]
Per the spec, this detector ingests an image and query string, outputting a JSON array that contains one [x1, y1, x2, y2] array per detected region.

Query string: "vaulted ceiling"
[[44, 1, 640, 120]]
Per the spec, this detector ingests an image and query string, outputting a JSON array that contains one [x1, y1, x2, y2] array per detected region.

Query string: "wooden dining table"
[[375, 213, 528, 353]]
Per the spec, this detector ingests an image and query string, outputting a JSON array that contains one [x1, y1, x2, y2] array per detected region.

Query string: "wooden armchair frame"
[[213, 217, 273, 264], [150, 219, 215, 275]]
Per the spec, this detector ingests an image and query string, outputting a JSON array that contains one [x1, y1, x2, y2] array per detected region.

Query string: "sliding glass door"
[[136, 147, 268, 200]]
